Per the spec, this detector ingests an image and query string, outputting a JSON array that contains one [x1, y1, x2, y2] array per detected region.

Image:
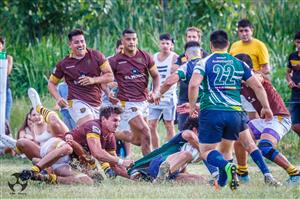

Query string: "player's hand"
[[189, 104, 199, 118], [108, 92, 120, 105], [65, 134, 74, 143], [122, 159, 134, 168], [260, 107, 273, 121], [78, 76, 95, 86], [177, 103, 190, 114], [147, 92, 160, 105], [57, 97, 68, 108], [288, 80, 296, 88]]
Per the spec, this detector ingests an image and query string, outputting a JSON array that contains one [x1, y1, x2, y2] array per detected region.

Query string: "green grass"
[[1, 158, 300, 198], [1, 97, 300, 198]]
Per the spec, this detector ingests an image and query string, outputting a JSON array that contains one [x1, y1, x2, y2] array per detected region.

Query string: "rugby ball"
[[180, 143, 200, 162]]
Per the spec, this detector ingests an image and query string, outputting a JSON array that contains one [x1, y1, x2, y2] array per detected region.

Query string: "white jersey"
[[153, 52, 177, 102]]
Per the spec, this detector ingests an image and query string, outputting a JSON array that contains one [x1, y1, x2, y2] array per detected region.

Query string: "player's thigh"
[[223, 111, 248, 141], [162, 105, 176, 121], [261, 116, 291, 142], [198, 110, 224, 144], [148, 107, 162, 121], [68, 100, 96, 124]]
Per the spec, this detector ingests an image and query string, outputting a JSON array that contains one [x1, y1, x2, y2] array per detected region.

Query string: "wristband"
[[117, 159, 124, 166]]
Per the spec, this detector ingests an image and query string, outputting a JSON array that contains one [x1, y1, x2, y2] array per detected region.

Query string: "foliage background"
[[1, 0, 300, 152], [1, 0, 299, 99]]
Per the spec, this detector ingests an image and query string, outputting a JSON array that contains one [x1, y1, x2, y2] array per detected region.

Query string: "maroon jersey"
[[109, 49, 155, 101], [71, 119, 116, 152], [241, 77, 290, 116], [51, 48, 108, 107]]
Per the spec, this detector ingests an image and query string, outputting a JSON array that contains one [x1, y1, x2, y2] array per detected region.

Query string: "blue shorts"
[[289, 103, 300, 124], [198, 110, 248, 144]]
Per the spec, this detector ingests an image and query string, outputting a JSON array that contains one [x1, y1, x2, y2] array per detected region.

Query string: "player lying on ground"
[[128, 117, 205, 184], [234, 53, 300, 185]]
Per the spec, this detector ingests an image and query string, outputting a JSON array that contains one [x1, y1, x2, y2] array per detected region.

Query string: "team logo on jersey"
[[92, 125, 101, 134], [124, 67, 144, 80], [80, 108, 86, 113], [130, 107, 138, 112], [131, 67, 141, 75], [136, 57, 144, 64]]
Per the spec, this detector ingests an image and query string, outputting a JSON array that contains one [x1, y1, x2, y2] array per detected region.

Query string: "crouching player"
[[65, 105, 134, 178]]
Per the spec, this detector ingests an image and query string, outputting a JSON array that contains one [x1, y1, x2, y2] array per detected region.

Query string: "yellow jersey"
[[229, 38, 269, 71]]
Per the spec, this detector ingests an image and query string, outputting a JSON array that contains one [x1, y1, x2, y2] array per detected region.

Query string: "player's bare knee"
[[60, 144, 73, 155], [16, 138, 27, 149]]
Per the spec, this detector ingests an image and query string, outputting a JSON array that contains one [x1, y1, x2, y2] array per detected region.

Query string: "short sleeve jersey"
[[51, 49, 108, 107], [193, 52, 252, 111], [72, 119, 116, 152], [241, 77, 290, 116], [176, 57, 203, 102], [287, 51, 300, 102], [109, 49, 155, 102], [230, 38, 269, 72]]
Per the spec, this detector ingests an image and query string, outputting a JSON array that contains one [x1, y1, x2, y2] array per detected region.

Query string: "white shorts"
[[148, 99, 176, 121], [241, 95, 256, 112], [118, 101, 149, 131], [40, 137, 71, 170], [248, 116, 291, 142], [68, 99, 100, 123]]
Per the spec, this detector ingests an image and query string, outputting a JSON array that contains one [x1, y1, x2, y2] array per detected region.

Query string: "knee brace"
[[257, 139, 279, 161]]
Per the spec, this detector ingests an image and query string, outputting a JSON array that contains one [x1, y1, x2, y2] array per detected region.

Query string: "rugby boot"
[[287, 173, 300, 185], [264, 174, 282, 186], [225, 163, 239, 191], [237, 172, 250, 183], [155, 161, 171, 183], [28, 88, 42, 111]]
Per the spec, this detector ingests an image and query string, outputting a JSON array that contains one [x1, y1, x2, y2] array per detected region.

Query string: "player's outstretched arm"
[[245, 75, 273, 120], [160, 73, 179, 96], [182, 130, 200, 152], [87, 137, 133, 168]]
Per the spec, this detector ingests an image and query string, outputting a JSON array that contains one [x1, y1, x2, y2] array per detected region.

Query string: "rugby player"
[[234, 54, 300, 185], [109, 28, 160, 155], [48, 29, 114, 127], [148, 33, 178, 149], [128, 117, 205, 184], [175, 27, 208, 131], [188, 30, 279, 190], [154, 41, 219, 182]]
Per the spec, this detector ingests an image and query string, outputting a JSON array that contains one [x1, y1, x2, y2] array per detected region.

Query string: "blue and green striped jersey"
[[193, 52, 252, 111]]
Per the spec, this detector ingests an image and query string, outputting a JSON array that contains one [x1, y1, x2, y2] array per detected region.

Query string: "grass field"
[[1, 97, 300, 198], [1, 157, 300, 199]]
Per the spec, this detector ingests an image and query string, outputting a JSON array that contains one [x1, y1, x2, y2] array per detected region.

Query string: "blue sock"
[[250, 149, 270, 174], [218, 168, 227, 187], [228, 159, 233, 163], [203, 160, 219, 176], [206, 150, 229, 169]]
